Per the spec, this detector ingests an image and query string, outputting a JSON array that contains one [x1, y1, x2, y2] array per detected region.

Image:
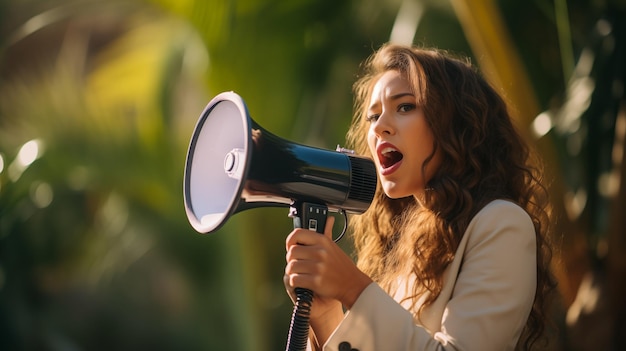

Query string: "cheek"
[[366, 130, 377, 156]]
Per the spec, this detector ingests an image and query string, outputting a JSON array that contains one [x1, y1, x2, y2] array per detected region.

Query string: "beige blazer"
[[323, 200, 537, 351]]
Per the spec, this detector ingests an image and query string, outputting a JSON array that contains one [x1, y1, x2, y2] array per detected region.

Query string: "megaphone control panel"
[[290, 202, 328, 234]]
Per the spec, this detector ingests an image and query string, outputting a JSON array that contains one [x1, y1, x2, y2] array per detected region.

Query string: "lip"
[[376, 141, 403, 176]]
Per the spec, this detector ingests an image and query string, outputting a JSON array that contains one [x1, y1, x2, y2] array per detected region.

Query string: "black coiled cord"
[[285, 287, 314, 351]]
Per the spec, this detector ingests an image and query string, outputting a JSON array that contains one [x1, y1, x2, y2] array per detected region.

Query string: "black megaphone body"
[[183, 91, 377, 234]]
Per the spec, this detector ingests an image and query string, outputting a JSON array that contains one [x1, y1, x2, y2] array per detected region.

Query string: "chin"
[[381, 181, 422, 200], [381, 185, 409, 199]]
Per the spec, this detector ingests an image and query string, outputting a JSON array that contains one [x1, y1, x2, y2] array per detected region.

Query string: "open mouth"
[[378, 146, 404, 169]]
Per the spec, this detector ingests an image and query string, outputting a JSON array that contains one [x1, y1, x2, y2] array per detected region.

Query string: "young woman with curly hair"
[[284, 43, 556, 351]]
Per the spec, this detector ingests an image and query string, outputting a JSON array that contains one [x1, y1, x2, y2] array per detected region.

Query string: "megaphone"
[[183, 91, 378, 351], [183, 91, 377, 234]]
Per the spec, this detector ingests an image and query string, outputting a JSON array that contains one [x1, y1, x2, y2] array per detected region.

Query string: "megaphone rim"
[[183, 91, 252, 233]]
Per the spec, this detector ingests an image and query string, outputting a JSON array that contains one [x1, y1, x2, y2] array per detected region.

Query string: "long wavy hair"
[[345, 44, 556, 350]]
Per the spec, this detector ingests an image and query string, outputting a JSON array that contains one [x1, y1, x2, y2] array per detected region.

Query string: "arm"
[[323, 200, 537, 351]]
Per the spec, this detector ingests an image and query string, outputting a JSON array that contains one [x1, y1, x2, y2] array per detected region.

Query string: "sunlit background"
[[1, 0, 624, 350]]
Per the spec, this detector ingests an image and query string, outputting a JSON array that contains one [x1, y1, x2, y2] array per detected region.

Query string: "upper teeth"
[[381, 147, 397, 155]]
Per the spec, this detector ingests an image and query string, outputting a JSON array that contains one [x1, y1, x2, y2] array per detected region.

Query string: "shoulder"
[[462, 199, 535, 252], [471, 199, 533, 230]]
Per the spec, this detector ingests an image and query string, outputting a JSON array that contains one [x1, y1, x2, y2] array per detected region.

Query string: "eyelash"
[[399, 103, 416, 112], [365, 114, 379, 122], [366, 103, 416, 122]]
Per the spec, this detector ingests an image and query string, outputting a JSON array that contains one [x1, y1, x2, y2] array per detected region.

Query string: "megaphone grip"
[[286, 202, 328, 351]]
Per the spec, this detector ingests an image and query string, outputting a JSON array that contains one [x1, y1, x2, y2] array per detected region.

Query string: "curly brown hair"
[[345, 44, 556, 350]]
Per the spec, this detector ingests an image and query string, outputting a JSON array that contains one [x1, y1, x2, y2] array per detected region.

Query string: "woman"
[[284, 43, 555, 351]]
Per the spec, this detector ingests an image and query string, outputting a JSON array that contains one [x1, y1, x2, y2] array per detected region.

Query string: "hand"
[[283, 217, 340, 324], [284, 216, 372, 348], [284, 216, 372, 311]]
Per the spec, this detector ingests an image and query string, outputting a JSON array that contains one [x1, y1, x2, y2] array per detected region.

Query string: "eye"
[[398, 103, 416, 113], [365, 114, 380, 123]]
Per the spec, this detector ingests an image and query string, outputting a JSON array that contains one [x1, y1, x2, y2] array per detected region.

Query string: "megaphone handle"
[[286, 202, 328, 351]]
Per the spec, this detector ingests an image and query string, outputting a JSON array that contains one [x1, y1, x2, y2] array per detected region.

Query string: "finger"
[[286, 245, 325, 269], [286, 254, 323, 275], [285, 229, 303, 251], [283, 273, 297, 303], [285, 228, 321, 249], [286, 271, 319, 291]]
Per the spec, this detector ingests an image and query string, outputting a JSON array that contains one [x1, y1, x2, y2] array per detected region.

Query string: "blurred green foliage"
[[0, 0, 624, 350]]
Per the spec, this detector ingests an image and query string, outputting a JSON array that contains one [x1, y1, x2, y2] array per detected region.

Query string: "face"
[[366, 70, 441, 200]]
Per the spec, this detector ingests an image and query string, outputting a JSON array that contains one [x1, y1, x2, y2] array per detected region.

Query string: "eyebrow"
[[368, 92, 415, 111]]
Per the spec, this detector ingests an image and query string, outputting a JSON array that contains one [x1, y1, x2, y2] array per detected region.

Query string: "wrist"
[[309, 302, 344, 347], [340, 272, 372, 309]]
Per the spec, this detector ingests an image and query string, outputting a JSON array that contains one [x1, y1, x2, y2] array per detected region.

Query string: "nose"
[[371, 110, 394, 136]]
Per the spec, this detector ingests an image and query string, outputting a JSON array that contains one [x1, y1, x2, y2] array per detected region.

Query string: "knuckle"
[[285, 260, 296, 274], [317, 247, 328, 259]]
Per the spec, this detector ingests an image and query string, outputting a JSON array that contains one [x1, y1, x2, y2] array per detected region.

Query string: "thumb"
[[324, 215, 335, 240]]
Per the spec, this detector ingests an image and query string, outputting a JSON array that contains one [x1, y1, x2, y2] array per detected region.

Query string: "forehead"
[[369, 70, 412, 104]]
